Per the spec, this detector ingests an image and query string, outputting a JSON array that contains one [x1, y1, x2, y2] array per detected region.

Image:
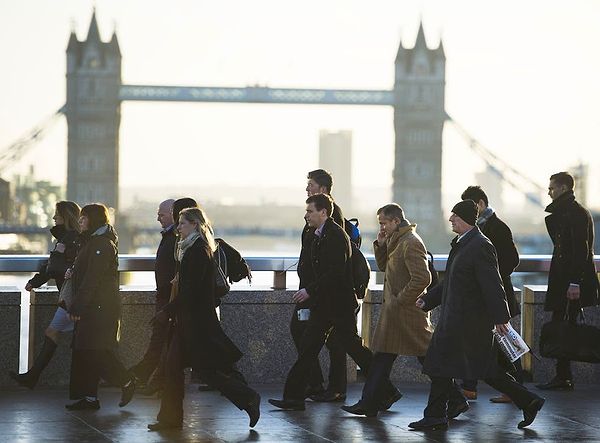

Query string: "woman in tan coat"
[[342, 203, 432, 417]]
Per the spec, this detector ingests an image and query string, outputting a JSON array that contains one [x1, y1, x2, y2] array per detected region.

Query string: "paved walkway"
[[1, 382, 599, 442]]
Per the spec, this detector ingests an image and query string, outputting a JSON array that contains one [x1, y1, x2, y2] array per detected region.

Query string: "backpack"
[[426, 251, 439, 290], [213, 238, 252, 306], [351, 243, 371, 299], [344, 218, 362, 248]]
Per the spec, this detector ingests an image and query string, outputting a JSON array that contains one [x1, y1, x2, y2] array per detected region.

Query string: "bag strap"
[[565, 299, 585, 322]]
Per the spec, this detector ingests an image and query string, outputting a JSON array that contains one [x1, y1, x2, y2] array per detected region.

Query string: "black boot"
[[9, 336, 57, 389]]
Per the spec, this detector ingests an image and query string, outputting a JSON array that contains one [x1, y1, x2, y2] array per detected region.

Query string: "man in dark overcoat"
[[536, 172, 600, 390], [460, 186, 522, 402], [130, 199, 176, 393], [270, 193, 394, 410], [409, 200, 544, 431]]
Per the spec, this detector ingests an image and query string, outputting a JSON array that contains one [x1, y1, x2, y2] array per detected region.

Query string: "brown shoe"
[[489, 394, 512, 403], [462, 389, 477, 400]]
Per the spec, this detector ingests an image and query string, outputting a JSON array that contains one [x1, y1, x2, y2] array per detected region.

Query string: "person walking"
[[148, 207, 260, 430], [409, 200, 545, 431], [66, 204, 136, 410], [342, 203, 432, 417], [536, 172, 600, 390], [9, 201, 81, 389]]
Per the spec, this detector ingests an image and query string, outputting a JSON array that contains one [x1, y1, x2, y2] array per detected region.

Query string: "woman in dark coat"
[[66, 203, 135, 410], [10, 201, 81, 389], [148, 207, 260, 430]]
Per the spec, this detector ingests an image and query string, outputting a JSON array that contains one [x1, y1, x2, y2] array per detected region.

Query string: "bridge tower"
[[393, 23, 447, 250], [65, 11, 121, 212]]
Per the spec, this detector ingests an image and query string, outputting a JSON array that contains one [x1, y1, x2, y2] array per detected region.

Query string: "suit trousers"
[[69, 349, 130, 400], [552, 301, 581, 380], [290, 306, 348, 393], [131, 296, 170, 383], [360, 353, 423, 409], [425, 372, 537, 418], [284, 308, 376, 400], [157, 324, 257, 425]]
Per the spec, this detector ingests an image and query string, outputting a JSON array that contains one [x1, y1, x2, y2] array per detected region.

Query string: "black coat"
[[155, 225, 176, 307], [305, 217, 357, 316], [29, 225, 79, 290], [421, 227, 511, 379], [70, 225, 120, 351], [480, 213, 520, 317], [168, 238, 242, 370], [297, 202, 344, 308], [544, 191, 600, 311]]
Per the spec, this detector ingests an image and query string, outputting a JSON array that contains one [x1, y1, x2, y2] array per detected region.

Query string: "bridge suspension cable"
[[0, 106, 65, 175], [445, 114, 546, 208]]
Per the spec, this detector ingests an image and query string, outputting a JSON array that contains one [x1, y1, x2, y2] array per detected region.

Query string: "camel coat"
[[370, 225, 433, 356]]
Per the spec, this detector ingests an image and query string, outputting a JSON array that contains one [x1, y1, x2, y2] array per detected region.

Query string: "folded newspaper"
[[493, 324, 530, 362]]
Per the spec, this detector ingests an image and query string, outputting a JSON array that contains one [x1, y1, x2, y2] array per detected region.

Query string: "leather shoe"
[[462, 389, 477, 400], [309, 391, 346, 402], [268, 398, 305, 411], [341, 402, 378, 417], [535, 378, 574, 391], [147, 421, 182, 431], [447, 401, 469, 419], [490, 394, 512, 403], [518, 397, 545, 429], [65, 399, 100, 411], [245, 393, 261, 427], [119, 379, 136, 407], [379, 390, 403, 411], [408, 417, 448, 431]]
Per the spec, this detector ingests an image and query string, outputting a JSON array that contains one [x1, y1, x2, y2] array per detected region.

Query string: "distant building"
[[319, 130, 353, 212], [65, 11, 121, 212], [393, 22, 447, 251], [0, 178, 11, 222]]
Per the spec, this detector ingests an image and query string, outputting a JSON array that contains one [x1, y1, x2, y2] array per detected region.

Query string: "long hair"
[[81, 203, 110, 233], [178, 207, 216, 252], [56, 201, 81, 232]]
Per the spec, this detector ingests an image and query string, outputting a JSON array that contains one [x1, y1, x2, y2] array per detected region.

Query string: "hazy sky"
[[1, 0, 600, 211]]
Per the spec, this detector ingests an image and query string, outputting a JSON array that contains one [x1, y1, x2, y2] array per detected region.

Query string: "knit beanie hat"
[[451, 200, 478, 226]]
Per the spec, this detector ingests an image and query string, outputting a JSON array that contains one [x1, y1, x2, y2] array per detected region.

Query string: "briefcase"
[[539, 304, 600, 363]]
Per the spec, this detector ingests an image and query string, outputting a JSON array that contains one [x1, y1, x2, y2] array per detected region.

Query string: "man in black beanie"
[[408, 201, 544, 431]]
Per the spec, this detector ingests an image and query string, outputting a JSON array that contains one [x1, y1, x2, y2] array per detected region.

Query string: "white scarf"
[[176, 231, 201, 262]]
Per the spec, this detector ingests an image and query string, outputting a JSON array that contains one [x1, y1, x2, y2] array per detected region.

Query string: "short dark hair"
[[461, 185, 488, 206], [307, 169, 333, 193], [173, 197, 198, 225], [81, 203, 110, 233], [550, 172, 575, 190], [306, 193, 333, 216], [377, 203, 405, 221]]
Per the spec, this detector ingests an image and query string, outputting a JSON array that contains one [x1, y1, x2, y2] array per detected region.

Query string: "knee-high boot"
[[9, 336, 57, 389]]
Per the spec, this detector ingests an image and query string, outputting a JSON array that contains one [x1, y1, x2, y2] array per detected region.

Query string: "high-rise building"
[[65, 11, 121, 212], [319, 130, 352, 212], [393, 22, 447, 251]]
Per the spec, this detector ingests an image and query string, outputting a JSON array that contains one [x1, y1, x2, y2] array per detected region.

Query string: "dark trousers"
[[131, 296, 170, 383], [69, 349, 130, 400], [290, 306, 348, 393], [284, 308, 388, 400], [552, 302, 581, 380], [158, 325, 257, 425], [425, 372, 537, 418], [461, 357, 524, 392], [360, 353, 423, 408]]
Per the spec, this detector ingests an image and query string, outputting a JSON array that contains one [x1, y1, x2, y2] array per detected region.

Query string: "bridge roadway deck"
[[1, 382, 599, 442]]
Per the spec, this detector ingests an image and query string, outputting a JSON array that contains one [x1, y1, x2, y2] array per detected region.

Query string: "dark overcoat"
[[544, 191, 600, 311], [305, 217, 357, 316], [29, 225, 79, 290], [480, 213, 520, 317], [169, 237, 242, 370], [155, 225, 177, 308], [70, 225, 120, 351], [421, 227, 511, 379]]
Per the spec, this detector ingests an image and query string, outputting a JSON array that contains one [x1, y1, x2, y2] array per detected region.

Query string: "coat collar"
[[387, 224, 416, 250], [451, 226, 479, 249], [545, 190, 575, 214]]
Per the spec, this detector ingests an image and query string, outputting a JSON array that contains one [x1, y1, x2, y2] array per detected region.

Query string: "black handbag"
[[539, 301, 600, 363]]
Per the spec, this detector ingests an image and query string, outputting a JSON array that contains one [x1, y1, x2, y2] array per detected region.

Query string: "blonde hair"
[[179, 207, 217, 252], [56, 201, 81, 232]]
